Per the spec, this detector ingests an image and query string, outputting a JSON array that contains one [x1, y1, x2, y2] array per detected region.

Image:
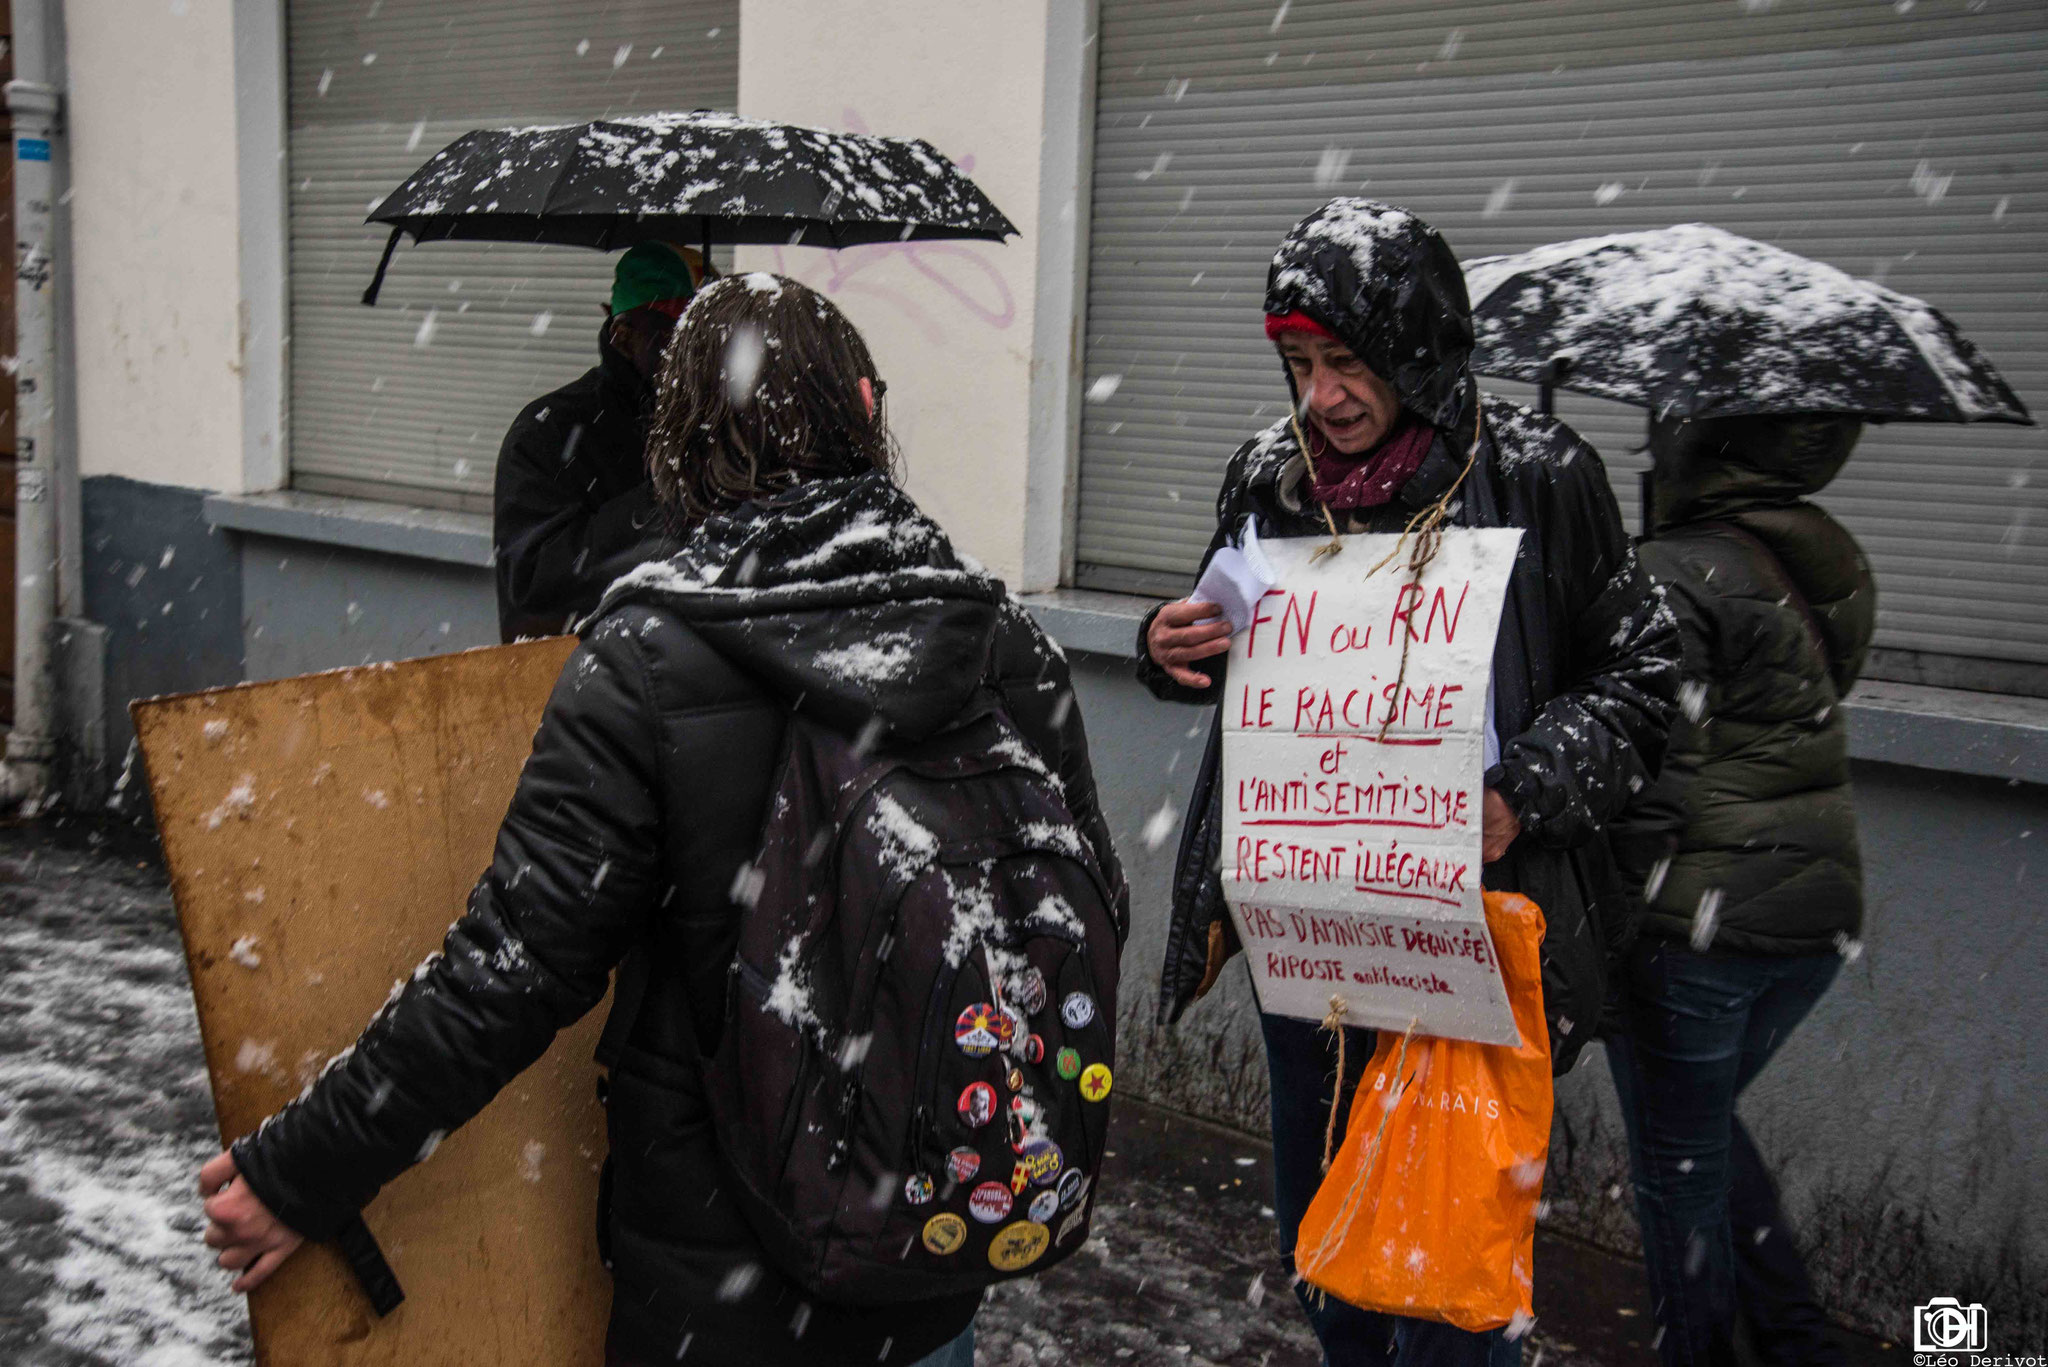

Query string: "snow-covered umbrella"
[[1463, 224, 2031, 425], [360, 110, 1017, 304]]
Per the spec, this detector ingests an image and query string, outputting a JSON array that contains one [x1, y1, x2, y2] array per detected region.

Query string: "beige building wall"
[[734, 0, 1093, 591], [63, 0, 283, 495]]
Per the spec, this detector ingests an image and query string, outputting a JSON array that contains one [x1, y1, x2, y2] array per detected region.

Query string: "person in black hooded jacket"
[[198, 273, 1126, 1367], [492, 243, 703, 642], [1138, 200, 1679, 1366]]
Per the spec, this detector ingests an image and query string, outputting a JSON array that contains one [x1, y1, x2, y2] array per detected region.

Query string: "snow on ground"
[[0, 821, 1641, 1366], [0, 823, 251, 1366]]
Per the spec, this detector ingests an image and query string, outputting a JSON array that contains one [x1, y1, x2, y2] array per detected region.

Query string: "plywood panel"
[[133, 637, 609, 1366]]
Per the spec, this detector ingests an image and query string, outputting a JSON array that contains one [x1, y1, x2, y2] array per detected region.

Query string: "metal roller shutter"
[[1078, 0, 2048, 685], [286, 0, 738, 512]]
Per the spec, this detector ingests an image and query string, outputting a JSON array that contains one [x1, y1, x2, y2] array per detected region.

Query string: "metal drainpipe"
[[0, 20, 63, 808]]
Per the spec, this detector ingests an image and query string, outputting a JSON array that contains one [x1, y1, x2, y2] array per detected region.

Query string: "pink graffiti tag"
[[765, 108, 1016, 342]]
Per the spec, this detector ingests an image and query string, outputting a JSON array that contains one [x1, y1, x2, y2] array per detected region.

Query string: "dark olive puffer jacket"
[[1611, 415, 1876, 955]]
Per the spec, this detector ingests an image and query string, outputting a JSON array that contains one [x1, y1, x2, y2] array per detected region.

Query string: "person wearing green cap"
[[492, 242, 705, 640]]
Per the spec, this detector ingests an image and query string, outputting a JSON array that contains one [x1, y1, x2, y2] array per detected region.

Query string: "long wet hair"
[[646, 273, 898, 526]]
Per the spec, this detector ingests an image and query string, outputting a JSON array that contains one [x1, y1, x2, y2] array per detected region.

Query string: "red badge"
[[945, 1146, 981, 1183], [968, 1181, 1014, 1224], [1024, 1033, 1045, 1065], [957, 1081, 997, 1128]]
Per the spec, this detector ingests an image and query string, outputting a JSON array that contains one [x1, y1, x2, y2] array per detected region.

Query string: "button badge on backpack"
[[1055, 1205, 1087, 1247], [957, 1081, 997, 1128], [1011, 966, 1048, 1016], [968, 1181, 1014, 1224], [987, 1219, 1051, 1272], [955, 1003, 1005, 1058], [922, 1212, 968, 1256], [1000, 1004, 1028, 1050], [903, 1172, 935, 1206], [1023, 1033, 1045, 1065], [1055, 1047, 1081, 1081], [1027, 1187, 1060, 1224], [1079, 1063, 1113, 1103], [945, 1146, 981, 1184], [1019, 1136, 1063, 1187], [1057, 1168, 1088, 1212], [1060, 992, 1096, 1030]]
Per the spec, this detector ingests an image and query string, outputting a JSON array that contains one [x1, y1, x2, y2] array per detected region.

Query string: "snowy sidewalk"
[[0, 820, 1893, 1366]]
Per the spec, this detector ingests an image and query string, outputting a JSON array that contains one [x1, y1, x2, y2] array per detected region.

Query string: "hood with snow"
[[1264, 198, 1479, 436], [589, 472, 1005, 741], [1647, 413, 1862, 531]]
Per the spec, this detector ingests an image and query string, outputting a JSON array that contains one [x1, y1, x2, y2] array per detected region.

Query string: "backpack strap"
[[595, 943, 653, 1070]]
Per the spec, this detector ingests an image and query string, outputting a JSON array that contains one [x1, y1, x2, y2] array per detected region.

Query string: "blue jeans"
[[1606, 941, 1843, 1367], [908, 1323, 974, 1367], [1261, 1013, 1521, 1367]]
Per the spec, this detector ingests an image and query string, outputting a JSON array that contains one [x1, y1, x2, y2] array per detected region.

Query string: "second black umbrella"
[[1464, 224, 2030, 426]]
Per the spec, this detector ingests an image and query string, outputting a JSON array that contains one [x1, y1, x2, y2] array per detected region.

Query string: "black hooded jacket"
[[1137, 201, 1680, 1070], [233, 474, 1125, 1365], [493, 322, 675, 642], [1610, 416, 1874, 954]]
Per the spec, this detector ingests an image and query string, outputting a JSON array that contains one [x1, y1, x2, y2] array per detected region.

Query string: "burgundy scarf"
[[1304, 416, 1434, 509]]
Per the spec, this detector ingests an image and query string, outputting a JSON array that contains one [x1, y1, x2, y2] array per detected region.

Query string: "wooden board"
[[133, 638, 610, 1366]]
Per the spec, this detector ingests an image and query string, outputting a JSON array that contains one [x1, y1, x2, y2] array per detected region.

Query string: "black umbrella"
[[361, 109, 1017, 304], [1464, 224, 2031, 426]]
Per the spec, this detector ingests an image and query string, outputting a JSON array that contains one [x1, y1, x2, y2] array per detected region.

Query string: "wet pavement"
[[0, 818, 1904, 1366]]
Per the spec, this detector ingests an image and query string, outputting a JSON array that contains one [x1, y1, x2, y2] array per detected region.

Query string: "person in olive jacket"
[[492, 242, 704, 641], [1139, 199, 1680, 1367], [1608, 415, 1874, 1367], [198, 275, 1124, 1367]]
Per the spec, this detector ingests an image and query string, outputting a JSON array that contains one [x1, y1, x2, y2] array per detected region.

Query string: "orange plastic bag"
[[1294, 892, 1553, 1333]]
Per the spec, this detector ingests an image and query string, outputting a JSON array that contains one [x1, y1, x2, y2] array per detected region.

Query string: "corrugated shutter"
[[287, 0, 739, 512], [1078, 0, 2048, 678]]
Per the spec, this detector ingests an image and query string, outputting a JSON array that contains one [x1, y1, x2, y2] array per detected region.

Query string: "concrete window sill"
[[1018, 588, 2048, 787], [203, 490, 493, 568]]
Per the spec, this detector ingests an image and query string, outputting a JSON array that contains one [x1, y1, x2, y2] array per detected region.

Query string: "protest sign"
[[1221, 529, 1524, 1045]]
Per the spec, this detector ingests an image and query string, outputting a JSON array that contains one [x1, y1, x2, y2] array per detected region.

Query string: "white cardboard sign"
[[1221, 528, 1524, 1045]]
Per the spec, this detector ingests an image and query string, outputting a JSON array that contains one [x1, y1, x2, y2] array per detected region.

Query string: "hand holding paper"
[[1148, 521, 1281, 689], [1192, 519, 1279, 635]]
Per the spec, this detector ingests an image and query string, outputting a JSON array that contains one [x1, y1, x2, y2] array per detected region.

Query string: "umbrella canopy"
[[1464, 224, 2031, 425], [362, 110, 1017, 302]]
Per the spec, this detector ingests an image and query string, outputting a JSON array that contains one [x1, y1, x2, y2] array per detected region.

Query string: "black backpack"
[[702, 696, 1121, 1302]]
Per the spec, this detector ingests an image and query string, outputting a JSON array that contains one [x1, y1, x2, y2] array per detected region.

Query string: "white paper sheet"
[[1191, 518, 1278, 635]]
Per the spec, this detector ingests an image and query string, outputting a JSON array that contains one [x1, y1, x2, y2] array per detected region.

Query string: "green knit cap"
[[609, 242, 701, 315]]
